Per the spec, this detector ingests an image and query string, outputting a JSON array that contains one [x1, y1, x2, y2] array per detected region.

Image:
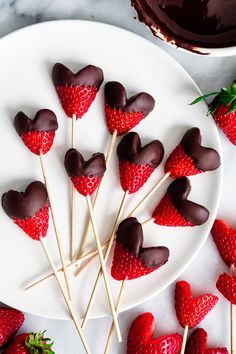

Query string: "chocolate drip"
[[64, 149, 106, 177], [116, 217, 169, 268], [105, 81, 155, 116], [14, 109, 58, 135], [117, 132, 164, 168], [132, 0, 236, 49], [181, 128, 220, 171], [52, 63, 104, 88], [168, 177, 210, 225], [2, 181, 48, 219]]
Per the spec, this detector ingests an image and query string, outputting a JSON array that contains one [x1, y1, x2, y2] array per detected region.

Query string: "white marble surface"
[[0, 1, 235, 353]]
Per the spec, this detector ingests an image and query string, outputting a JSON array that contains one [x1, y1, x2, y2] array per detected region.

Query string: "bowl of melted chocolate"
[[132, 0, 236, 55]]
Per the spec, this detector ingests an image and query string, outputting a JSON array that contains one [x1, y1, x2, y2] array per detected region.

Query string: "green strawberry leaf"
[[190, 92, 219, 105]]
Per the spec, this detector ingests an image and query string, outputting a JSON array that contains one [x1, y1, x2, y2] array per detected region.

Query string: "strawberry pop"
[[129, 127, 220, 217], [175, 280, 218, 353], [186, 328, 228, 354], [127, 312, 182, 354], [1, 181, 90, 353]]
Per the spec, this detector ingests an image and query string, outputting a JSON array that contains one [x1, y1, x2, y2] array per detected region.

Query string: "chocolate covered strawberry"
[[111, 217, 169, 281], [211, 219, 236, 267], [2, 181, 49, 240], [0, 308, 24, 349], [191, 81, 236, 145], [64, 148, 106, 196], [165, 128, 220, 178], [14, 110, 58, 155], [105, 81, 155, 135], [175, 281, 218, 328], [117, 132, 164, 194], [4, 331, 55, 354], [216, 273, 236, 305], [186, 328, 228, 354], [152, 177, 209, 227], [127, 312, 182, 354], [52, 63, 103, 118]]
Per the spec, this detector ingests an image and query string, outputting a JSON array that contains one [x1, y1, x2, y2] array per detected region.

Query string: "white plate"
[[0, 20, 222, 320]]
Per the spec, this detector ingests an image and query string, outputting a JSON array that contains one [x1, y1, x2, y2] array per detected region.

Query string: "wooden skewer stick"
[[75, 130, 118, 259], [230, 264, 235, 354], [39, 151, 72, 300], [128, 172, 170, 217], [82, 191, 129, 329], [71, 113, 77, 261], [40, 237, 90, 354], [180, 325, 189, 354], [86, 195, 122, 342], [24, 241, 109, 291], [104, 280, 127, 354]]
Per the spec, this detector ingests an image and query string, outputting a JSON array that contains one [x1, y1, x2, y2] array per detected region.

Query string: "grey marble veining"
[[0, 1, 235, 353]]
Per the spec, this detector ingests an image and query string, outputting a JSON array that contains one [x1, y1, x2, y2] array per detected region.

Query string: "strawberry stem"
[[25, 331, 55, 354]]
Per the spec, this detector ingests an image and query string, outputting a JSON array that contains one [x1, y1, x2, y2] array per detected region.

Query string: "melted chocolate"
[[181, 128, 220, 171], [2, 181, 48, 219], [116, 217, 169, 268], [132, 0, 236, 49], [117, 132, 164, 168], [105, 81, 155, 116], [14, 109, 58, 135], [167, 177, 209, 225], [64, 149, 106, 177], [52, 63, 104, 88]]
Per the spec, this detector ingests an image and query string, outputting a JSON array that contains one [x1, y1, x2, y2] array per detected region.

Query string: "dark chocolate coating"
[[14, 109, 58, 135], [116, 217, 169, 268], [64, 149, 106, 178], [2, 181, 48, 219], [181, 128, 220, 171], [132, 0, 236, 49], [105, 81, 155, 117], [52, 63, 104, 88], [117, 132, 164, 168], [168, 177, 210, 225]]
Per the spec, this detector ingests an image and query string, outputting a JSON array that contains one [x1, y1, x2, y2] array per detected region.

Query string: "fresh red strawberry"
[[186, 328, 228, 354], [175, 281, 218, 328], [111, 218, 169, 280], [2, 181, 49, 241], [152, 177, 209, 227], [164, 128, 220, 178], [105, 82, 155, 135], [13, 204, 49, 240], [0, 308, 24, 348], [216, 273, 236, 304], [117, 132, 164, 194], [4, 331, 54, 354], [119, 161, 154, 194], [211, 219, 236, 267], [71, 176, 102, 196], [52, 63, 103, 119], [14, 110, 58, 156], [127, 312, 182, 354], [191, 82, 236, 145], [64, 149, 106, 197]]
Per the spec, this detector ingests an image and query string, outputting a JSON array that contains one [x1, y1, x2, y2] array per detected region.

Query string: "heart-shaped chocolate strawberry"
[[175, 281, 218, 328], [14, 110, 58, 135], [186, 328, 228, 354], [2, 181, 48, 219], [127, 312, 183, 354], [52, 63, 104, 119], [111, 217, 169, 280], [152, 177, 210, 226], [211, 219, 236, 267], [165, 127, 221, 177], [105, 81, 155, 135], [14, 109, 58, 155], [117, 132, 164, 194], [64, 148, 106, 196]]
